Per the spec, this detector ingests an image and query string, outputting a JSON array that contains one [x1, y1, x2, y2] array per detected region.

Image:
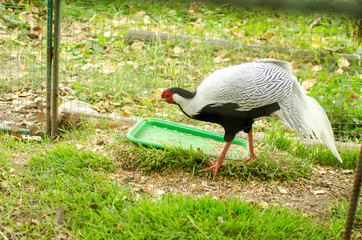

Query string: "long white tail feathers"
[[303, 96, 343, 163], [278, 80, 343, 163]]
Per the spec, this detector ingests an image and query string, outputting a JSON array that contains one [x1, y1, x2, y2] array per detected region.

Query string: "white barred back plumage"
[[192, 59, 295, 114]]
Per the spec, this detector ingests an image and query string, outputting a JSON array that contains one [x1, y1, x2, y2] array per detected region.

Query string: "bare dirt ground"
[[112, 161, 353, 217]]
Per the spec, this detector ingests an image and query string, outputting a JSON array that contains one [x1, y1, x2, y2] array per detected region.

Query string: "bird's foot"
[[198, 160, 223, 180], [208, 160, 225, 167], [245, 155, 257, 163]]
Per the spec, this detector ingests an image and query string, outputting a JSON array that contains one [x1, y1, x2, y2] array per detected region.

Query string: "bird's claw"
[[198, 160, 224, 180], [208, 160, 225, 167], [245, 155, 257, 163], [198, 165, 218, 173]]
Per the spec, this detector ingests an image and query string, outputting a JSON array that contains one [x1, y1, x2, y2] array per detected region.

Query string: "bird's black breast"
[[193, 102, 280, 142]]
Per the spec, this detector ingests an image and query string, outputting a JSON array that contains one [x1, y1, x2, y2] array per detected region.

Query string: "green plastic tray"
[[126, 118, 249, 160]]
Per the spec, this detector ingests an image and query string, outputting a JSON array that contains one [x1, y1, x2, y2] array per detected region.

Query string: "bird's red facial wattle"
[[161, 90, 174, 104]]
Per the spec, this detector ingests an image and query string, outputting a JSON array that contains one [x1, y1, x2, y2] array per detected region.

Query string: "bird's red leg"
[[198, 141, 232, 180], [245, 128, 257, 163]]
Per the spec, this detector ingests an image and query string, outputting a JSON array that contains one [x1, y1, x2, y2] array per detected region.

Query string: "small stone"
[[259, 201, 269, 209], [314, 190, 326, 195], [278, 187, 288, 194], [156, 190, 165, 196], [1, 181, 9, 188], [318, 169, 327, 174]]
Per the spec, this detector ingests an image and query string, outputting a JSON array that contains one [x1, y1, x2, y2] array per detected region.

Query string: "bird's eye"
[[165, 94, 170, 98]]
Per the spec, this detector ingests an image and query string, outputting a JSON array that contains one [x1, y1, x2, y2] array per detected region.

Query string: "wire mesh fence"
[[0, 0, 361, 142], [0, 2, 47, 136]]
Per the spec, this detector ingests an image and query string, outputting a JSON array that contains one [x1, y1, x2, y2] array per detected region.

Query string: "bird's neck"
[[170, 88, 201, 117], [168, 87, 196, 99]]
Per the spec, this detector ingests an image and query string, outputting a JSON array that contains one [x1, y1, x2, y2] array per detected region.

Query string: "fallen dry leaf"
[[347, 93, 357, 100], [216, 49, 228, 59], [29, 6, 40, 14], [230, 28, 238, 37], [100, 64, 117, 74], [36, 112, 46, 123], [136, 10, 146, 16], [173, 46, 183, 56], [10, 124, 19, 133], [229, 29, 244, 38], [56, 233, 68, 239], [18, 12, 35, 23], [143, 15, 151, 25], [148, 97, 156, 103], [104, 31, 113, 37], [334, 68, 344, 75], [69, 112, 83, 123], [122, 111, 131, 117], [32, 25, 42, 31], [301, 78, 317, 90], [266, 51, 279, 59], [264, 31, 274, 39], [190, 38, 200, 45], [337, 57, 350, 68], [0, 181, 9, 189], [155, 89, 163, 98], [311, 40, 322, 48], [29, 124, 41, 135], [312, 65, 323, 72], [130, 42, 144, 51]]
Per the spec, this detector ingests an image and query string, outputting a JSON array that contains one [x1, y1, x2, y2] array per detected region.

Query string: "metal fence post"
[[343, 146, 362, 240], [51, 0, 61, 136], [46, 0, 53, 135]]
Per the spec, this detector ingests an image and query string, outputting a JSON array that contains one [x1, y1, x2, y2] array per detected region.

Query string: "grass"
[[121, 194, 341, 239], [1, 129, 361, 239], [0, 1, 361, 238], [117, 136, 313, 182], [265, 127, 359, 169]]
